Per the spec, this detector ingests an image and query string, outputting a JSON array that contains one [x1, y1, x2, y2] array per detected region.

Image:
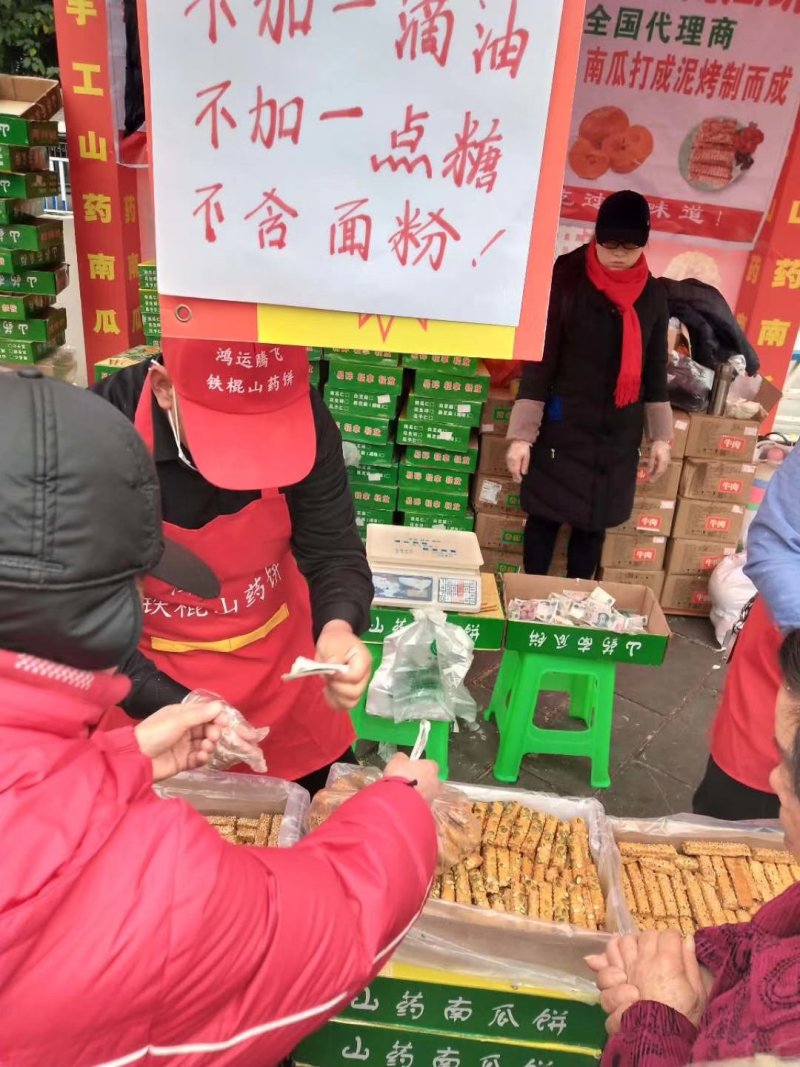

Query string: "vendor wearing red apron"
[[93, 339, 373, 792]]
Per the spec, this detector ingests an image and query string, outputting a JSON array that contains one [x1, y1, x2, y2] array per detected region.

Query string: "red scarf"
[[584, 239, 650, 408]]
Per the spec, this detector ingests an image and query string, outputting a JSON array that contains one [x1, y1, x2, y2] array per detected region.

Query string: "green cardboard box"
[[309, 362, 320, 388], [351, 484, 399, 510], [325, 348, 399, 367], [307, 347, 324, 361], [326, 359, 403, 394], [406, 392, 484, 427], [352, 440, 397, 467], [144, 334, 161, 347], [0, 198, 44, 225], [0, 244, 62, 273], [0, 263, 67, 296], [354, 504, 395, 535], [0, 305, 66, 342], [349, 463, 399, 488], [334, 413, 394, 446], [0, 170, 58, 199], [399, 459, 470, 495], [139, 288, 160, 316], [0, 117, 58, 147], [0, 291, 54, 319], [0, 216, 63, 253], [402, 352, 483, 377], [413, 364, 490, 401], [93, 345, 159, 383], [404, 438, 479, 473], [0, 335, 60, 363], [138, 260, 158, 289], [0, 144, 49, 172], [398, 488, 471, 516], [397, 410, 473, 450], [401, 508, 475, 533], [324, 385, 399, 417]]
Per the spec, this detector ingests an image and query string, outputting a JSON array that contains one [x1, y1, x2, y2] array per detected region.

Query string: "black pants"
[[524, 516, 605, 579], [294, 746, 357, 797], [693, 755, 779, 822]]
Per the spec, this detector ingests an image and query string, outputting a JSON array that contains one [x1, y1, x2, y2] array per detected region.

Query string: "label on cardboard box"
[[472, 473, 521, 514], [399, 489, 469, 515], [402, 353, 481, 377], [0, 139, 50, 171], [406, 393, 484, 427], [354, 505, 395, 534], [353, 440, 397, 467], [414, 366, 490, 401], [480, 389, 514, 434], [397, 413, 473, 450], [686, 414, 759, 462], [672, 498, 745, 543], [349, 463, 399, 488], [0, 335, 57, 363], [611, 498, 676, 537], [324, 385, 399, 415], [0, 244, 61, 274], [351, 484, 398, 510], [404, 440, 479, 473], [474, 511, 525, 552], [601, 534, 667, 572], [138, 261, 158, 289], [334, 413, 394, 446], [0, 116, 59, 147], [326, 361, 403, 394], [480, 549, 523, 576], [399, 461, 469, 494], [401, 509, 475, 532]]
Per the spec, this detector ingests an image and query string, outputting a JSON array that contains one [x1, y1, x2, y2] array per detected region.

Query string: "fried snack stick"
[[749, 860, 773, 902], [674, 856, 701, 872], [509, 806, 533, 853], [430, 877, 442, 899], [253, 812, 271, 847], [725, 857, 755, 909], [509, 850, 523, 890], [497, 848, 512, 888], [472, 801, 489, 835], [642, 867, 667, 919], [441, 870, 456, 903], [763, 862, 786, 899], [207, 815, 235, 827], [621, 866, 637, 916], [682, 840, 752, 858], [483, 846, 500, 895], [236, 826, 257, 844], [585, 871, 606, 928], [657, 873, 679, 918], [539, 882, 554, 922], [521, 811, 545, 858], [790, 864, 800, 883], [777, 865, 795, 892], [268, 815, 282, 848], [638, 857, 679, 875], [464, 851, 483, 871], [679, 917, 696, 937], [550, 821, 570, 875], [569, 885, 587, 928], [582, 886, 598, 931], [527, 886, 540, 920], [700, 880, 726, 926], [736, 909, 751, 924], [723, 909, 737, 925], [454, 864, 472, 905], [698, 856, 717, 886], [534, 815, 558, 869], [553, 883, 570, 924], [752, 847, 794, 865], [569, 817, 590, 875], [684, 872, 713, 928], [619, 842, 679, 860], [521, 855, 535, 887], [495, 802, 521, 849], [510, 885, 528, 916], [626, 862, 651, 916], [712, 857, 738, 911], [670, 873, 692, 920], [489, 894, 506, 913], [468, 868, 490, 909], [483, 802, 504, 846]]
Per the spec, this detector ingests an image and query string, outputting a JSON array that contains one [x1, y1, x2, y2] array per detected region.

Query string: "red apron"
[[124, 373, 355, 781], [710, 596, 783, 794]]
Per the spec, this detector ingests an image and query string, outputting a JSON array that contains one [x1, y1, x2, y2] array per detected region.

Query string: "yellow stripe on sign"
[[151, 603, 290, 654], [256, 304, 516, 360], [383, 962, 600, 1005]]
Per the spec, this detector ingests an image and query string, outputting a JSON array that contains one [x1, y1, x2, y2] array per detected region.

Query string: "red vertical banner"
[[53, 0, 144, 376], [736, 121, 800, 431]]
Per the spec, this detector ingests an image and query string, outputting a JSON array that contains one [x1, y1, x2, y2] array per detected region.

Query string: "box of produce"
[[611, 815, 800, 935], [501, 574, 670, 665], [154, 769, 308, 848], [402, 352, 483, 377], [324, 385, 399, 417], [0, 305, 66, 342], [399, 460, 470, 495], [404, 438, 479, 474], [398, 410, 473, 450], [138, 260, 158, 289], [0, 244, 62, 273], [0, 117, 58, 147], [0, 335, 58, 363], [413, 364, 490, 401], [665, 538, 738, 577], [0, 263, 68, 296], [0, 291, 54, 319], [334, 413, 394, 446], [406, 392, 484, 427], [0, 197, 43, 225], [0, 144, 49, 172], [477, 433, 511, 478], [0, 169, 59, 199]]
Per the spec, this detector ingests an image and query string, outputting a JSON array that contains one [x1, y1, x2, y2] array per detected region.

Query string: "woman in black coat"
[[506, 191, 672, 579]]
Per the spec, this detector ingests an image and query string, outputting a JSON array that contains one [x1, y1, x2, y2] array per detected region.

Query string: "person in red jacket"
[[587, 628, 800, 1065], [0, 369, 439, 1067]]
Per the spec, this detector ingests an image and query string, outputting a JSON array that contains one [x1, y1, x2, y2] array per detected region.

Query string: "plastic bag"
[[709, 552, 756, 648], [305, 765, 481, 874], [367, 608, 477, 724], [666, 353, 715, 413], [342, 441, 360, 468], [182, 689, 269, 773]]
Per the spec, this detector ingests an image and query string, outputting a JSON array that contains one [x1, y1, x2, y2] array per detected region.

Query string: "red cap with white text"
[[161, 338, 314, 491]]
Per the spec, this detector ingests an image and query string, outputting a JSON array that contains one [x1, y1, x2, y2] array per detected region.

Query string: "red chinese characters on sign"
[[473, 0, 530, 79], [250, 89, 304, 147], [442, 112, 504, 192], [395, 0, 455, 68], [330, 199, 372, 260], [195, 80, 237, 149], [245, 188, 299, 249], [389, 200, 461, 270], [371, 105, 433, 177], [193, 182, 225, 242], [184, 0, 237, 44], [255, 0, 314, 43]]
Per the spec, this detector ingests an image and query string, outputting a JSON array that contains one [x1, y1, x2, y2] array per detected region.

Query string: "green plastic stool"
[[486, 650, 616, 789]]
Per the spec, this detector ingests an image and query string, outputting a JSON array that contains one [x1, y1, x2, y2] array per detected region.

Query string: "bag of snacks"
[[306, 764, 481, 874], [183, 689, 269, 774]]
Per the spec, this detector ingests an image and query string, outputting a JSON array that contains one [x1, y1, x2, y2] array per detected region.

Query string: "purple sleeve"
[[601, 1001, 698, 1067]]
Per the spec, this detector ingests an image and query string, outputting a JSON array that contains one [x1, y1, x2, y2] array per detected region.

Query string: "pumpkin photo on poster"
[[568, 106, 654, 180]]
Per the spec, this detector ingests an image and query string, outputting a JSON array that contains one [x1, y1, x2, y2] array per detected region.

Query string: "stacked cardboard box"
[[396, 354, 487, 532], [660, 413, 757, 615], [324, 348, 403, 537], [93, 344, 160, 382], [0, 77, 67, 371], [137, 260, 161, 343]]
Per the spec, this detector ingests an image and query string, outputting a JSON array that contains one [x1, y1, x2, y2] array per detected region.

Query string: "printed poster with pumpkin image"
[[562, 0, 800, 244]]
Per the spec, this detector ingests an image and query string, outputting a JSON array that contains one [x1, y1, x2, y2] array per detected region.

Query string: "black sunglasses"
[[599, 240, 642, 251]]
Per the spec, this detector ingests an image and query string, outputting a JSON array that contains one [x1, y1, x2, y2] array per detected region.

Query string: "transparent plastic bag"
[[305, 764, 481, 874], [367, 608, 477, 724], [709, 552, 756, 648], [182, 689, 269, 773], [666, 353, 715, 413]]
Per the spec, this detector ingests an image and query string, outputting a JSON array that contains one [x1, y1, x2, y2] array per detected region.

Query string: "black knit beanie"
[[595, 190, 651, 247]]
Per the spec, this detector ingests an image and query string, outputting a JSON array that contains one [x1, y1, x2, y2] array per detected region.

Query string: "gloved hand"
[[647, 440, 671, 483], [506, 439, 532, 483]]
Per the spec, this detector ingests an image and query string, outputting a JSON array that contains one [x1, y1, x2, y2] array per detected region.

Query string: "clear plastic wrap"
[[367, 608, 477, 724], [667, 353, 715, 413], [306, 763, 481, 874], [154, 768, 309, 847], [183, 689, 269, 773], [610, 812, 786, 934]]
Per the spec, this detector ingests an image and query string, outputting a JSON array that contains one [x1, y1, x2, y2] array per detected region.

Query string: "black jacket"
[[518, 245, 669, 531], [93, 361, 373, 718], [660, 276, 760, 375]]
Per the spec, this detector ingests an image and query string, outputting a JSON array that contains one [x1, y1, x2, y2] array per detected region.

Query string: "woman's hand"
[[506, 439, 531, 483], [316, 620, 373, 711], [647, 440, 671, 482], [586, 935, 641, 1035], [135, 700, 227, 783], [383, 753, 442, 806], [625, 930, 707, 1028]]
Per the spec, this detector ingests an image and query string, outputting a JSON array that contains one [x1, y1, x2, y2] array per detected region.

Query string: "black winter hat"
[[0, 370, 218, 670], [595, 190, 651, 247]]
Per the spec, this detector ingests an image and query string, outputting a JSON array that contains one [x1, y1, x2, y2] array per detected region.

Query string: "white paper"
[[479, 478, 502, 504], [145, 1, 564, 327]]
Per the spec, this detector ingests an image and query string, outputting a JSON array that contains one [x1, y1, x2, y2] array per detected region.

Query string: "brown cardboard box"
[[480, 548, 524, 576], [475, 511, 525, 553], [601, 533, 667, 572], [472, 473, 522, 515], [661, 573, 712, 615], [0, 75, 61, 122], [611, 497, 676, 537], [477, 433, 510, 478], [480, 388, 515, 435], [665, 538, 738, 577], [672, 498, 745, 544], [640, 410, 691, 461], [635, 459, 682, 501], [685, 414, 759, 462], [680, 459, 756, 505], [599, 568, 665, 599]]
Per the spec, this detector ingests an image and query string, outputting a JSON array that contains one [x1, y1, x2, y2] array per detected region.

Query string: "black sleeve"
[[285, 390, 373, 639], [642, 286, 670, 404], [91, 358, 151, 416], [117, 647, 190, 719], [517, 260, 564, 402]]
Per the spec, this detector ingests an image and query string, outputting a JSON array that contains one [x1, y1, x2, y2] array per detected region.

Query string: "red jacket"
[[602, 882, 800, 1065], [0, 649, 437, 1067]]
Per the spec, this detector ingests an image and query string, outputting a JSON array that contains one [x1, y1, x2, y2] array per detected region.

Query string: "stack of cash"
[[508, 586, 648, 633]]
